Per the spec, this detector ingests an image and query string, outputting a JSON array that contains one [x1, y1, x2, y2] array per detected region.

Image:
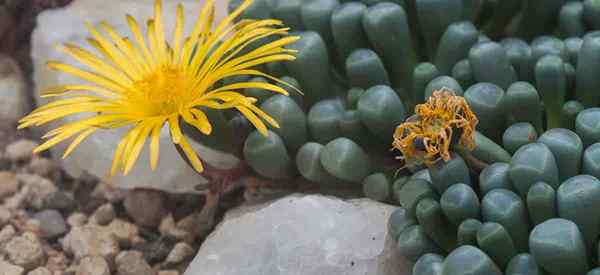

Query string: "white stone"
[[0, 54, 27, 124], [184, 194, 412, 275], [31, 0, 237, 194]]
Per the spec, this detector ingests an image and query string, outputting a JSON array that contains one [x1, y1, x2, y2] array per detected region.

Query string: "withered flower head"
[[393, 88, 478, 167]]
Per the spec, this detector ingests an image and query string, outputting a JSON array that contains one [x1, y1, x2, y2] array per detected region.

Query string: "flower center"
[[129, 66, 192, 116]]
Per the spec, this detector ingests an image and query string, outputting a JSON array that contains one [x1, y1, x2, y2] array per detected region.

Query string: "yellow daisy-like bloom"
[[18, 0, 299, 175], [393, 89, 478, 166]]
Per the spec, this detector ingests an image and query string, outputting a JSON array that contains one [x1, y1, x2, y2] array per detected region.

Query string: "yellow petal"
[[177, 136, 204, 173], [181, 109, 212, 135], [168, 115, 183, 144], [149, 122, 163, 170], [123, 123, 152, 175], [62, 127, 97, 159], [126, 14, 156, 68], [236, 105, 268, 136]]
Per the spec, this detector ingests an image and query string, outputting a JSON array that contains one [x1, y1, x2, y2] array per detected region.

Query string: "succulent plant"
[[230, 0, 600, 274]]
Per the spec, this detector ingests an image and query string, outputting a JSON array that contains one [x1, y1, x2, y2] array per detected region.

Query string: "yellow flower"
[[393, 89, 478, 166], [18, 0, 299, 175]]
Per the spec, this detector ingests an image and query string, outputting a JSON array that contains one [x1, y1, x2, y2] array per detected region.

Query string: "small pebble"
[[27, 157, 57, 179], [0, 224, 16, 245], [0, 171, 19, 199], [0, 259, 25, 275], [44, 191, 76, 212], [124, 189, 167, 228], [62, 225, 119, 265], [158, 271, 179, 275], [90, 204, 115, 226], [5, 139, 38, 163], [165, 242, 194, 265], [107, 219, 139, 248], [116, 251, 155, 275], [66, 213, 87, 228], [0, 206, 12, 227], [27, 267, 51, 275], [18, 174, 57, 210], [4, 232, 45, 271], [76, 256, 110, 275], [134, 236, 177, 265], [33, 210, 67, 239]]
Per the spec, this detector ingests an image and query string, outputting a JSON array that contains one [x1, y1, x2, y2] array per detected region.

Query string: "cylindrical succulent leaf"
[[300, 0, 340, 58], [441, 245, 503, 275], [389, 207, 416, 240], [416, 198, 458, 251], [504, 82, 543, 131], [413, 62, 441, 105], [502, 122, 538, 155], [576, 32, 600, 107], [346, 49, 391, 89], [363, 2, 416, 91], [500, 38, 534, 82], [320, 137, 371, 183], [415, 0, 463, 59], [479, 162, 514, 195], [296, 142, 340, 184], [464, 83, 506, 141], [244, 130, 296, 180], [481, 189, 531, 252], [362, 173, 390, 201], [561, 100, 585, 131], [526, 182, 557, 226], [451, 59, 475, 89], [509, 142, 560, 197], [413, 253, 444, 275], [429, 153, 471, 195], [481, 0, 521, 39], [537, 128, 583, 181], [338, 110, 372, 146], [557, 175, 600, 252], [229, 0, 272, 20], [505, 254, 543, 275], [457, 219, 482, 247], [260, 95, 308, 152], [346, 88, 364, 109], [277, 76, 304, 109], [560, 2, 586, 38], [535, 55, 567, 129], [529, 219, 589, 275], [435, 21, 479, 75], [476, 222, 518, 269], [398, 178, 439, 219], [285, 31, 333, 106], [424, 76, 463, 99], [331, 2, 370, 68], [472, 131, 512, 164], [357, 85, 407, 142], [565, 37, 583, 68], [308, 99, 344, 144], [269, 0, 304, 30], [440, 183, 480, 226], [582, 143, 600, 179], [245, 77, 273, 104], [575, 107, 600, 147], [531, 36, 568, 66], [397, 225, 443, 262], [469, 42, 517, 90]]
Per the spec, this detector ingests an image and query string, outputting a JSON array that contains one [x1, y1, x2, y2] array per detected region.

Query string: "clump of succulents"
[[233, 0, 600, 274]]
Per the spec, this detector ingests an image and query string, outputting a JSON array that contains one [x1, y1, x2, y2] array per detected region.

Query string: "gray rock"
[[76, 256, 110, 275], [4, 232, 45, 271], [0, 206, 12, 228], [18, 174, 57, 210], [26, 157, 58, 179], [31, 0, 235, 194], [66, 213, 87, 228], [33, 210, 67, 239], [185, 194, 411, 275], [0, 55, 28, 124], [0, 224, 16, 245]]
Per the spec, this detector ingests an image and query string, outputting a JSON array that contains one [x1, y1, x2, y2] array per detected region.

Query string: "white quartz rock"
[[30, 0, 236, 193], [184, 194, 412, 275]]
